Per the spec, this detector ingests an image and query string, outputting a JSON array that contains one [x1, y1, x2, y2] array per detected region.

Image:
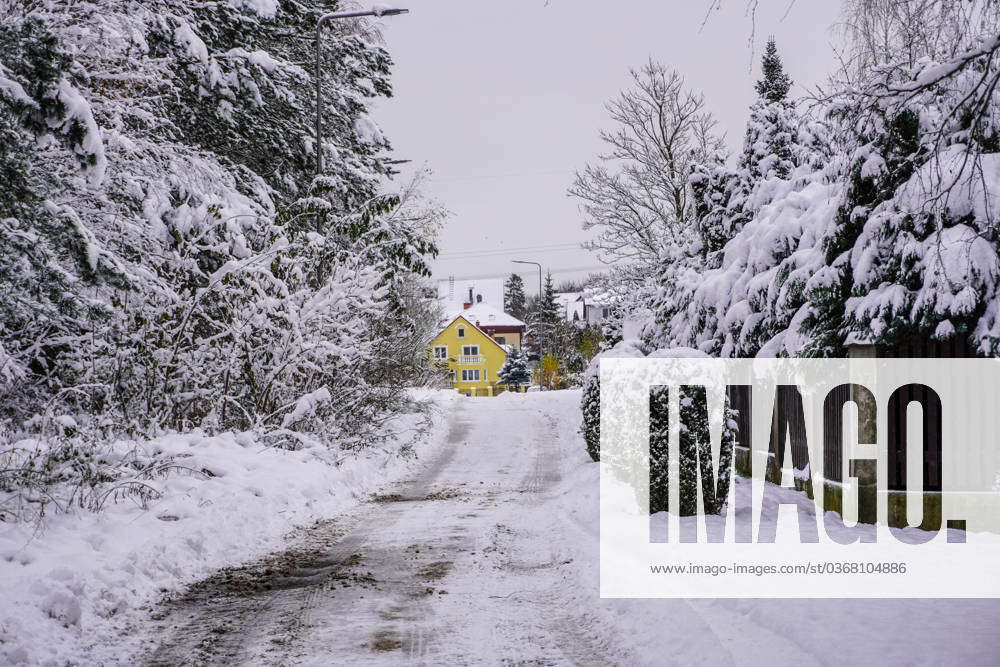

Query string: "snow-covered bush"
[[580, 339, 647, 462], [0, 416, 199, 523], [647, 348, 735, 515], [581, 372, 601, 462]]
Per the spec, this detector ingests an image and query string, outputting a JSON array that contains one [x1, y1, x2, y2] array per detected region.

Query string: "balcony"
[[459, 356, 484, 364]]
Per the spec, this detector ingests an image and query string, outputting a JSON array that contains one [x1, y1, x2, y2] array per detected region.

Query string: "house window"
[[462, 345, 479, 356], [458, 327, 465, 338], [461, 369, 481, 382], [602, 307, 610, 318], [494, 336, 506, 345], [433, 345, 448, 360]]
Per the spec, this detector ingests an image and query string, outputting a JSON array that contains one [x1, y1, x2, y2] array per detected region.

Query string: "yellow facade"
[[429, 315, 507, 396], [489, 330, 522, 348]]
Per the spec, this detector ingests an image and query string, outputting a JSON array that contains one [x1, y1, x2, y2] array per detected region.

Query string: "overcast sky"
[[373, 0, 843, 294]]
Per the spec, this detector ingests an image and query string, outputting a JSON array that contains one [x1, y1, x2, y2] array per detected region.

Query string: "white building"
[[554, 292, 586, 321], [580, 289, 611, 325], [437, 278, 504, 314]]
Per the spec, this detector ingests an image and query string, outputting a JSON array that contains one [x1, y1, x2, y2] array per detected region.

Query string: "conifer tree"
[[740, 37, 797, 183], [529, 273, 561, 356], [755, 38, 792, 103], [0, 1, 441, 444], [498, 346, 531, 388], [504, 273, 528, 320], [581, 372, 601, 461]]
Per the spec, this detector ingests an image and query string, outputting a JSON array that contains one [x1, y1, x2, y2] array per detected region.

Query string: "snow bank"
[[0, 390, 458, 665], [542, 392, 1000, 665]]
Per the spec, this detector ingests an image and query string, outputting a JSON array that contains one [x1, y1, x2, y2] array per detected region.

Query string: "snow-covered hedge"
[[580, 339, 647, 462], [646, 348, 735, 515]]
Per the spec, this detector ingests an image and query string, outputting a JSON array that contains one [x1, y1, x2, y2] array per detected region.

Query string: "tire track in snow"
[[140, 416, 470, 666]]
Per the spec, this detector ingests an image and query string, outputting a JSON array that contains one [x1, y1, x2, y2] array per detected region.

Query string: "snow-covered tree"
[[688, 151, 747, 264], [529, 273, 561, 356], [498, 346, 531, 388], [649, 359, 736, 516], [504, 272, 528, 320], [741, 38, 797, 184], [0, 1, 441, 449], [581, 371, 601, 462]]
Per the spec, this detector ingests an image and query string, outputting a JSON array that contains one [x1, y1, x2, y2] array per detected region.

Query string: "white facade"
[[554, 292, 586, 321]]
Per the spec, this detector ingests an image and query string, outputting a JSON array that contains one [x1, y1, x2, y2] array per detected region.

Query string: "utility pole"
[[315, 7, 409, 175]]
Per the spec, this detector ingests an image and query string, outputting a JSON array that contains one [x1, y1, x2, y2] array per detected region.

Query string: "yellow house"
[[429, 304, 526, 396]]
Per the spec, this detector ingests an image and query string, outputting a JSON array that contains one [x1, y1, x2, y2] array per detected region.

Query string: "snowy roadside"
[[0, 389, 459, 666], [541, 393, 1000, 665]]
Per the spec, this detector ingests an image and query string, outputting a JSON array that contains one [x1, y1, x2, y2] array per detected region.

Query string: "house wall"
[[584, 304, 609, 325], [494, 331, 522, 348], [478, 327, 522, 348], [429, 316, 508, 396]]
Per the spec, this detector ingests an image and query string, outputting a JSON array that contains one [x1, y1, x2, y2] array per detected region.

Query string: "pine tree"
[[529, 273, 561, 356], [504, 273, 527, 320], [688, 152, 748, 265], [498, 346, 531, 388], [740, 38, 797, 183], [755, 38, 792, 103]]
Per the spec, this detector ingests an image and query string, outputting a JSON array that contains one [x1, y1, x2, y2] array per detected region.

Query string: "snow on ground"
[[0, 390, 458, 666], [127, 390, 1000, 665], [6, 389, 1000, 665], [541, 391, 1000, 665]]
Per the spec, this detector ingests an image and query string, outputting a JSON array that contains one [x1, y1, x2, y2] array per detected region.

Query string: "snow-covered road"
[[140, 390, 1000, 666]]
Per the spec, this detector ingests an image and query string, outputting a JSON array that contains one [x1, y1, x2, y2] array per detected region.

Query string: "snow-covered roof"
[[582, 287, 611, 306], [448, 302, 526, 328], [555, 292, 586, 320], [437, 278, 503, 307]]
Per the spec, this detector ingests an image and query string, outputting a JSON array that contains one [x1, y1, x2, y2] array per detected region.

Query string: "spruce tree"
[[498, 346, 531, 388], [740, 37, 797, 183], [755, 38, 792, 103], [529, 273, 561, 356], [649, 385, 735, 516], [689, 152, 748, 265], [504, 273, 528, 320]]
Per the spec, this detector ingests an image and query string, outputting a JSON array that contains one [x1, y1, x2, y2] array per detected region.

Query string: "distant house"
[[457, 302, 526, 348], [428, 300, 527, 397], [580, 290, 611, 325], [437, 278, 504, 315], [554, 292, 586, 322]]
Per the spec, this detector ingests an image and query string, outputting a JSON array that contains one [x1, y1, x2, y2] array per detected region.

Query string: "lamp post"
[[315, 7, 410, 175], [512, 260, 545, 376], [511, 260, 542, 301]]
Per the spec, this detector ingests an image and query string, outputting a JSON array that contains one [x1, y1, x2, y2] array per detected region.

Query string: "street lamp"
[[512, 260, 545, 371], [315, 7, 410, 175], [511, 260, 543, 301]]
